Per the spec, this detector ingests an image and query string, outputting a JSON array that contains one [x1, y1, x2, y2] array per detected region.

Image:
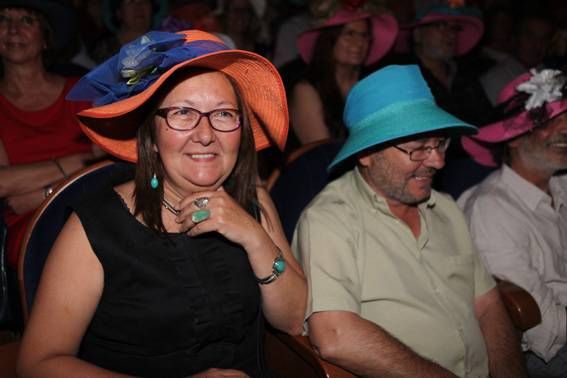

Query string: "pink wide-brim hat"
[[297, 8, 398, 66], [396, 11, 484, 56], [462, 72, 567, 166]]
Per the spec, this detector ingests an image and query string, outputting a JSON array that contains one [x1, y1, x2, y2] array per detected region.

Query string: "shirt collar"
[[500, 164, 551, 211]]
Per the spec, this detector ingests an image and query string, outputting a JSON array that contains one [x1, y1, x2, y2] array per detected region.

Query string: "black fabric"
[[74, 187, 264, 377]]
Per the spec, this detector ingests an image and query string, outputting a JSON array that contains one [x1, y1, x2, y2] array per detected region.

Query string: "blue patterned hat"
[[328, 65, 477, 171]]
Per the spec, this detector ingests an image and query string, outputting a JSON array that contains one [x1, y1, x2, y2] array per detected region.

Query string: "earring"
[[150, 173, 159, 189]]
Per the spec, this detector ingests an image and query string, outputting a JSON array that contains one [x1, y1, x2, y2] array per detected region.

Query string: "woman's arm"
[[253, 185, 307, 334], [17, 213, 130, 378], [290, 81, 331, 145], [0, 140, 95, 198]]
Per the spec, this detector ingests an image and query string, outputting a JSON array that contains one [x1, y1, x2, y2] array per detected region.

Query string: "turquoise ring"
[[191, 209, 210, 223]]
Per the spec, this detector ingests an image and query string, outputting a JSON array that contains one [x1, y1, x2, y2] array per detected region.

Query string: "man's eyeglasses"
[[393, 138, 451, 161], [155, 107, 241, 132]]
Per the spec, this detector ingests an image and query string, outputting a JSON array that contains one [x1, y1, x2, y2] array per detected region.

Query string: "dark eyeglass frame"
[[155, 106, 242, 132], [393, 138, 451, 162]]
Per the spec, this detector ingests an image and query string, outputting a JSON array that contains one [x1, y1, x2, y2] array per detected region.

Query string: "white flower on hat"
[[516, 68, 566, 111]]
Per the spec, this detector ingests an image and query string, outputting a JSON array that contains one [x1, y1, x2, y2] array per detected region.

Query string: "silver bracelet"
[[256, 248, 286, 285]]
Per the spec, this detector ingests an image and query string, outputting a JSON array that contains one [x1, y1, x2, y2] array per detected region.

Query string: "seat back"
[[265, 327, 354, 378], [269, 140, 345, 241], [17, 160, 134, 321]]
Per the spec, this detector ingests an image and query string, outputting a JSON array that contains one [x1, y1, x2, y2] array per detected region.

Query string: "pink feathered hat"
[[462, 69, 567, 166], [297, 8, 398, 65], [396, 4, 484, 56]]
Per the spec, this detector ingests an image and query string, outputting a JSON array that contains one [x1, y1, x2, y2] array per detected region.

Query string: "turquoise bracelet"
[[257, 248, 286, 285]]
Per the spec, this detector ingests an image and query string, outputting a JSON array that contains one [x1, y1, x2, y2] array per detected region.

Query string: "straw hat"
[[329, 65, 476, 170], [67, 30, 288, 162], [297, 7, 398, 65], [462, 69, 567, 166]]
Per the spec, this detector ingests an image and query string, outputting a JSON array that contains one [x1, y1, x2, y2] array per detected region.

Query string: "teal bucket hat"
[[328, 65, 477, 171]]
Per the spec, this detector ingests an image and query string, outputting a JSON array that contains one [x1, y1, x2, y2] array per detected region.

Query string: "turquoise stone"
[[191, 209, 210, 223], [274, 257, 286, 274], [150, 174, 159, 189]]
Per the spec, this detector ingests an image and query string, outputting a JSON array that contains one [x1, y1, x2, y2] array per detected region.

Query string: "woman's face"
[[334, 19, 371, 67], [154, 71, 242, 196], [0, 7, 45, 64]]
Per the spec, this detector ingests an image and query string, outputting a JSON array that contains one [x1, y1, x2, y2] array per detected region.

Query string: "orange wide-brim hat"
[[73, 30, 288, 162]]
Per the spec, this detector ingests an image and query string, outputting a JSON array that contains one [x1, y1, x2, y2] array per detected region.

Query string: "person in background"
[[290, 1, 398, 147], [17, 29, 307, 377], [398, 3, 493, 130], [216, 0, 269, 54], [480, 12, 554, 106], [293, 64, 527, 377], [459, 68, 567, 377], [0, 0, 100, 272], [90, 0, 168, 63], [272, 0, 311, 68]]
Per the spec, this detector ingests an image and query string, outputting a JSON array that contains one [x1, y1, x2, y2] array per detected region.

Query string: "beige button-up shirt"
[[293, 168, 495, 377]]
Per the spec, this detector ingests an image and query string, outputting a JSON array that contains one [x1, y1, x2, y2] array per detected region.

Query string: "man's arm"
[[308, 310, 458, 378], [475, 287, 528, 378]]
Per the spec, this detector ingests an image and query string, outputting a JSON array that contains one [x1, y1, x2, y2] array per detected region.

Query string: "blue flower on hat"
[[67, 31, 229, 106]]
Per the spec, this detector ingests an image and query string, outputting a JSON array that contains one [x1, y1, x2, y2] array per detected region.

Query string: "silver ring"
[[194, 197, 209, 209]]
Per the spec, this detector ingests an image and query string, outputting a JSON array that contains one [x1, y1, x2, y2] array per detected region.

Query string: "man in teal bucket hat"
[[293, 65, 527, 377]]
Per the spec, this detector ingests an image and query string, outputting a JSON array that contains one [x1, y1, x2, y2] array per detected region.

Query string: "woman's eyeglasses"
[[155, 106, 241, 132]]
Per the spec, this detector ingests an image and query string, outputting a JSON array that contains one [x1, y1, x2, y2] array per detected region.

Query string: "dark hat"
[[0, 0, 76, 51]]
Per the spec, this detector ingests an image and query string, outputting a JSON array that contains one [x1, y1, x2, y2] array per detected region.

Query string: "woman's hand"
[[175, 188, 270, 251], [190, 368, 249, 377]]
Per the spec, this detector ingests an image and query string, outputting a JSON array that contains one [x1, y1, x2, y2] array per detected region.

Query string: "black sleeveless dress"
[[73, 187, 266, 377]]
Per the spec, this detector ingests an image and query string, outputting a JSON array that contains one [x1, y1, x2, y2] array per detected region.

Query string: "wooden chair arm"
[[0, 341, 19, 378], [497, 279, 541, 331], [265, 328, 355, 377]]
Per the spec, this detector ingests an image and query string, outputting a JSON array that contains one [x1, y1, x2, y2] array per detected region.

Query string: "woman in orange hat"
[[18, 30, 307, 377]]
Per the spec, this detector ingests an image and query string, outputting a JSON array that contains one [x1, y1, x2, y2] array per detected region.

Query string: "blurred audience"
[[90, 0, 168, 63], [216, 0, 269, 54], [480, 12, 554, 105], [0, 0, 100, 270], [272, 0, 311, 68]]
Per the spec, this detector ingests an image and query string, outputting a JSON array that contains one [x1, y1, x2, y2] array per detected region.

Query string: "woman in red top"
[[0, 0, 100, 269]]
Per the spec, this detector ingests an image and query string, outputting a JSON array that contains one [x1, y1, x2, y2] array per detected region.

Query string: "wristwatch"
[[257, 248, 286, 285]]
